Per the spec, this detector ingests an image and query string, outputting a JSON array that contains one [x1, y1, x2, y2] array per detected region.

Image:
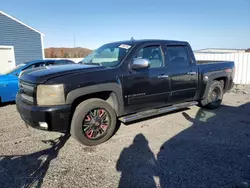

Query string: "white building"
[[0, 10, 44, 73], [195, 48, 245, 54]]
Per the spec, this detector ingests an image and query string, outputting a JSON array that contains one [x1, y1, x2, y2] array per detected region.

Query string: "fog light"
[[39, 122, 48, 129]]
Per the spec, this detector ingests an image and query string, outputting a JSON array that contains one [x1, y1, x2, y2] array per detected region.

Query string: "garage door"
[[0, 46, 15, 74]]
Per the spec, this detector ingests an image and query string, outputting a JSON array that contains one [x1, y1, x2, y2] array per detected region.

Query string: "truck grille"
[[19, 81, 36, 104]]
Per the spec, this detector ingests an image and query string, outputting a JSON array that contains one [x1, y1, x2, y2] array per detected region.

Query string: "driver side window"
[[135, 46, 163, 68]]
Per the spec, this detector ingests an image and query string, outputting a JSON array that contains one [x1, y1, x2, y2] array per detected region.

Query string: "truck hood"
[[20, 64, 106, 84], [0, 74, 16, 82]]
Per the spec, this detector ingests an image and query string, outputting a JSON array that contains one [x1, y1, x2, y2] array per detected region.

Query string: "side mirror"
[[131, 58, 150, 70]]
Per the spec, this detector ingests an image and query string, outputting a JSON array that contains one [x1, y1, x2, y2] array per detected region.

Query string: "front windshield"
[[3, 63, 26, 75], [82, 43, 133, 67]]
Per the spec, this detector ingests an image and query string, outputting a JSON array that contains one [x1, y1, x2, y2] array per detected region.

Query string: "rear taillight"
[[225, 68, 235, 79], [225, 68, 232, 73]]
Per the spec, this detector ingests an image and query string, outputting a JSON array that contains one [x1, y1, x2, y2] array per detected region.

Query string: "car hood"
[[20, 64, 106, 84], [0, 74, 16, 82]]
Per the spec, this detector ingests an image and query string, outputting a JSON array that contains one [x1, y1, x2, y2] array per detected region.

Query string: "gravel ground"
[[0, 91, 250, 188]]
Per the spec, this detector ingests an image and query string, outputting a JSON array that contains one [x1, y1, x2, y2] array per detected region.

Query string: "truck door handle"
[[187, 72, 197, 75], [158, 75, 169, 78]]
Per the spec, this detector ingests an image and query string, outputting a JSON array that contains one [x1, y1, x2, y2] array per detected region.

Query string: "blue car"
[[0, 59, 74, 103]]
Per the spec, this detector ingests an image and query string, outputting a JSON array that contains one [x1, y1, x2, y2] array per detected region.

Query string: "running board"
[[119, 101, 198, 123]]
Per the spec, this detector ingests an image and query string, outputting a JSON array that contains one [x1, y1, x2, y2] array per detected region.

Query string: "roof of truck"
[[107, 39, 188, 45]]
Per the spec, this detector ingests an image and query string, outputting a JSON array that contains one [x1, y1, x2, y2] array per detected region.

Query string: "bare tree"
[[60, 49, 64, 58]]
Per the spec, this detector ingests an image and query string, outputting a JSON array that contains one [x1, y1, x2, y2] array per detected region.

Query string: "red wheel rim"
[[82, 108, 110, 140]]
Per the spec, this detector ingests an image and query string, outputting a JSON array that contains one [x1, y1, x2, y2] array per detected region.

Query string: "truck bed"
[[197, 60, 230, 64], [197, 61, 234, 73]]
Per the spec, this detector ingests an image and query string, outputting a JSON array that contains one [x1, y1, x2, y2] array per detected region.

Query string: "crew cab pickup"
[[16, 40, 234, 146]]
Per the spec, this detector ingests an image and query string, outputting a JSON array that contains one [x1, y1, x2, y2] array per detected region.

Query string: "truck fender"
[[66, 83, 124, 116], [202, 71, 228, 99]]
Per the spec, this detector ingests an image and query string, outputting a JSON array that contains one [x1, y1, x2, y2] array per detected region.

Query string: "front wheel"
[[70, 98, 117, 146], [199, 80, 223, 109]]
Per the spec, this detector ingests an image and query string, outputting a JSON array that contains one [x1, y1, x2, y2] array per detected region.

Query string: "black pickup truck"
[[16, 39, 234, 146]]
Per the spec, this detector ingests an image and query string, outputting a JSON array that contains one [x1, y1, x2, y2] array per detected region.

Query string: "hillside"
[[45, 47, 93, 58]]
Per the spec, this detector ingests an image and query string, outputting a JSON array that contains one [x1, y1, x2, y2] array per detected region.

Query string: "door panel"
[[122, 45, 170, 114], [0, 78, 18, 102], [165, 46, 198, 103], [122, 68, 170, 113], [169, 67, 197, 102], [0, 84, 10, 102], [8, 79, 19, 100]]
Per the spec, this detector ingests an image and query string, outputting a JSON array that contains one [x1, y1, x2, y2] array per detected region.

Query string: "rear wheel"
[[199, 80, 223, 109], [70, 98, 117, 146]]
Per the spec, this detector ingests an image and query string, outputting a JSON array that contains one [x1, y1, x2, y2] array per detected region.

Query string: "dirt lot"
[[0, 92, 250, 188]]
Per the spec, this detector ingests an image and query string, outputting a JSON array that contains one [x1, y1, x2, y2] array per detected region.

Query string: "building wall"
[[195, 52, 250, 85], [0, 13, 43, 65], [195, 49, 245, 53]]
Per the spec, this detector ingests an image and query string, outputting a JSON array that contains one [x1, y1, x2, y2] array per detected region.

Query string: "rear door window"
[[56, 60, 73, 65], [166, 46, 190, 67], [34, 63, 45, 68], [45, 61, 56, 66]]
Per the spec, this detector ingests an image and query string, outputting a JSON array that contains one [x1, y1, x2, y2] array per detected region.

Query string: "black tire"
[[70, 98, 117, 146], [199, 80, 223, 109]]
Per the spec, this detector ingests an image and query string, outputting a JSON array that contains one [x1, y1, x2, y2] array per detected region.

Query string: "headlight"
[[37, 84, 65, 106]]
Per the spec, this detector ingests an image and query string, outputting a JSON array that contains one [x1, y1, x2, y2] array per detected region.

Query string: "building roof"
[[0, 10, 44, 36], [195, 48, 245, 53]]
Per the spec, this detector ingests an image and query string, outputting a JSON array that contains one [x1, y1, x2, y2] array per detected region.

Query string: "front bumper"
[[16, 94, 71, 132]]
